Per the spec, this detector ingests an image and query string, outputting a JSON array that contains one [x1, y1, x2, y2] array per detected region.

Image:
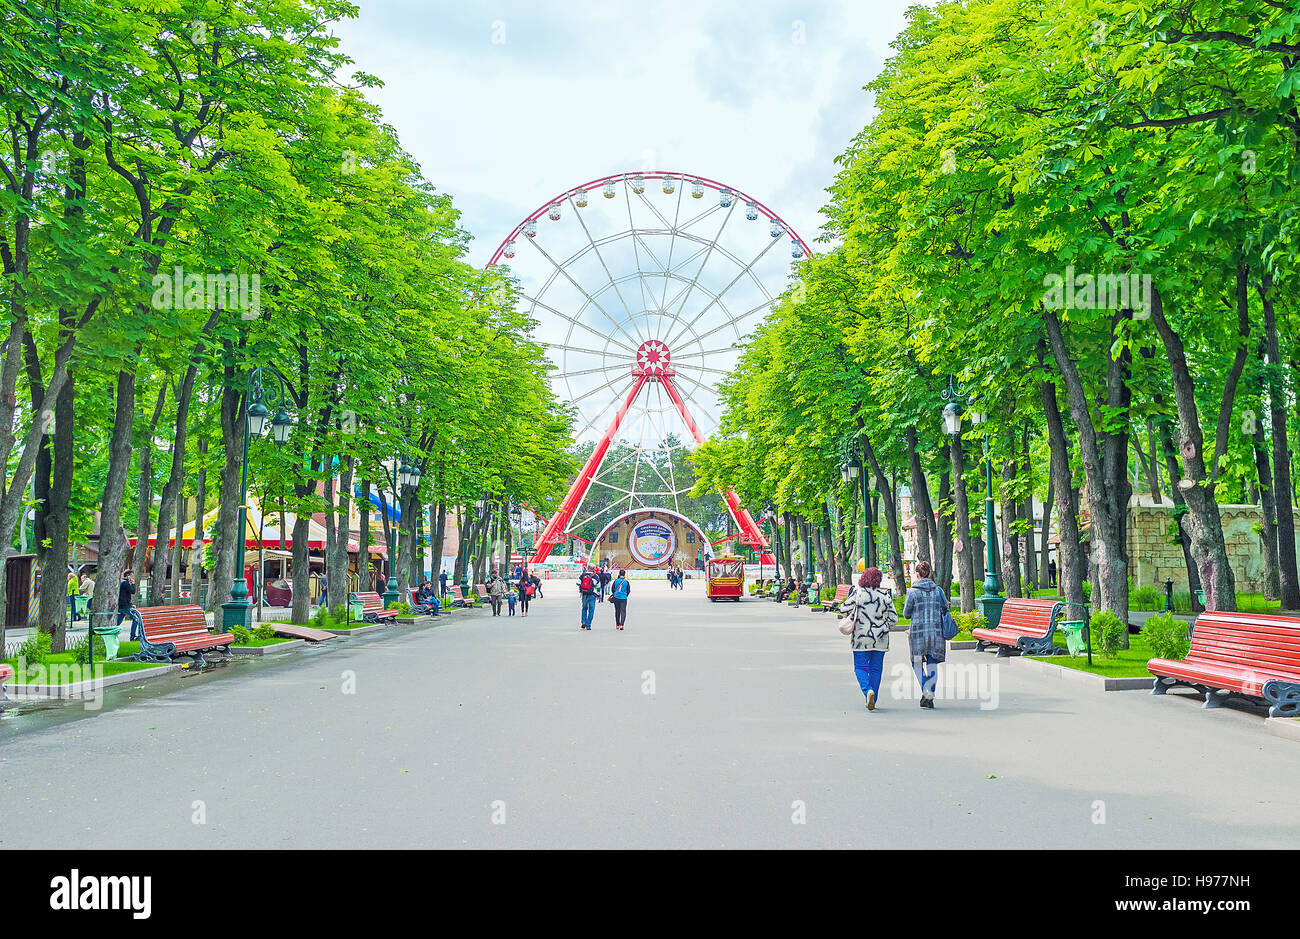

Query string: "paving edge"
[[1014, 655, 1152, 691], [229, 639, 305, 656], [1266, 717, 1300, 742], [5, 663, 183, 700], [325, 624, 387, 637], [395, 615, 440, 626], [949, 640, 978, 651]]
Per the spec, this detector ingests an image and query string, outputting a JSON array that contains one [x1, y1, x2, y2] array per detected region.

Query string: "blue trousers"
[[913, 654, 939, 700], [119, 607, 139, 640], [581, 593, 596, 627], [853, 650, 885, 699]]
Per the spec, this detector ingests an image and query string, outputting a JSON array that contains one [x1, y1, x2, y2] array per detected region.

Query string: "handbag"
[[941, 609, 960, 641], [838, 613, 855, 636]]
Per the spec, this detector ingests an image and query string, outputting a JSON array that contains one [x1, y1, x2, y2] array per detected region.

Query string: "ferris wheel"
[[487, 171, 810, 563]]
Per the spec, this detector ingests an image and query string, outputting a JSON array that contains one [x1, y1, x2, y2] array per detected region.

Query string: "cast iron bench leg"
[[1262, 680, 1300, 718]]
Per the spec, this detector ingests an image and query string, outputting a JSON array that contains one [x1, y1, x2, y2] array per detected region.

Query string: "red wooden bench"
[[817, 584, 851, 613], [451, 585, 477, 608], [351, 591, 397, 622], [1149, 611, 1300, 716], [131, 605, 234, 667], [972, 597, 1063, 656], [0, 662, 12, 700]]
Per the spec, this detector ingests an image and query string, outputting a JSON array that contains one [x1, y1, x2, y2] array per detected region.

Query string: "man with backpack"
[[577, 566, 598, 630]]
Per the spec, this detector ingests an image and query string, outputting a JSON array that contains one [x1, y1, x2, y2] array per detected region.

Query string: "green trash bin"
[[92, 622, 124, 661], [1060, 620, 1088, 657], [1194, 589, 1205, 609], [73, 594, 89, 619], [349, 599, 365, 621]]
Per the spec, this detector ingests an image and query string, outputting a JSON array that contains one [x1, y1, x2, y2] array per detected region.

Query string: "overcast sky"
[[332, 0, 921, 266]]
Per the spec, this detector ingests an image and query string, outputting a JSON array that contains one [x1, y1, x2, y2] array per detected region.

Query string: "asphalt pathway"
[[2, 580, 1295, 848]]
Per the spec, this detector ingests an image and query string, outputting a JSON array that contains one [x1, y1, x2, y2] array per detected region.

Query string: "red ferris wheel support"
[[529, 341, 773, 565]]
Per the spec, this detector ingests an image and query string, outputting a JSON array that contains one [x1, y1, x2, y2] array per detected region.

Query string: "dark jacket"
[[118, 577, 136, 610]]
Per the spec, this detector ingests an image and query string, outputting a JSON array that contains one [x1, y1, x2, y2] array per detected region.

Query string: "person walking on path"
[[841, 567, 898, 711], [66, 566, 80, 622], [118, 569, 139, 639], [518, 574, 535, 617], [610, 569, 631, 630], [506, 587, 517, 616], [532, 571, 544, 599], [901, 560, 950, 708], [488, 572, 505, 616], [577, 566, 598, 629], [439, 570, 448, 601]]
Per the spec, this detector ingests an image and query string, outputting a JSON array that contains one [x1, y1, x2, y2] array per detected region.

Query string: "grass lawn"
[[1027, 630, 1157, 678], [232, 636, 294, 646], [2, 650, 163, 684]]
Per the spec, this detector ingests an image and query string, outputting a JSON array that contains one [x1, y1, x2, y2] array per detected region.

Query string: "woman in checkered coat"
[[902, 560, 950, 708]]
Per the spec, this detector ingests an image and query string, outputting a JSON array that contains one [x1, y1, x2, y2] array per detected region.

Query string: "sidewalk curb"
[[325, 624, 386, 637], [6, 663, 182, 701], [230, 639, 305, 656], [1015, 655, 1151, 691], [1266, 717, 1300, 743]]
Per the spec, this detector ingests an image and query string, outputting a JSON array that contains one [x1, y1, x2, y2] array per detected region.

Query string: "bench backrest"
[[475, 584, 488, 597], [136, 604, 209, 641], [1187, 612, 1300, 673], [997, 597, 1062, 631], [836, 585, 851, 601], [353, 591, 384, 613], [454, 585, 472, 600]]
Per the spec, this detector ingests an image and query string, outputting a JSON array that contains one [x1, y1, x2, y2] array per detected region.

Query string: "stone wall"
[[1127, 503, 1299, 593]]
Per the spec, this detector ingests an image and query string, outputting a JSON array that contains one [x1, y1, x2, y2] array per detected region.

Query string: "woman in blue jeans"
[[902, 560, 950, 708], [842, 567, 897, 710]]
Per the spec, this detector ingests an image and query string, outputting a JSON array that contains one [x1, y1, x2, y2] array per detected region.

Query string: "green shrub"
[[310, 605, 346, 631], [1090, 610, 1126, 659], [252, 623, 276, 642], [1143, 612, 1190, 660], [16, 630, 52, 667], [68, 633, 107, 665], [230, 624, 252, 645], [952, 610, 987, 636], [391, 601, 412, 615], [1129, 583, 1163, 611]]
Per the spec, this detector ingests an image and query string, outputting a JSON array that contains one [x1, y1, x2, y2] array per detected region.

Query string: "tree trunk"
[[358, 479, 372, 592], [189, 438, 207, 605], [1262, 274, 1299, 608], [863, 436, 906, 593], [206, 351, 243, 613], [1253, 415, 1282, 601], [905, 426, 934, 564], [1022, 424, 1038, 591], [36, 368, 74, 650], [91, 370, 139, 622], [151, 327, 211, 606], [1043, 309, 1131, 631], [935, 461, 954, 591], [170, 482, 187, 604], [1151, 285, 1240, 612], [132, 385, 168, 587], [290, 515, 311, 624], [1000, 452, 1023, 598], [328, 455, 354, 609], [1039, 341, 1085, 612]]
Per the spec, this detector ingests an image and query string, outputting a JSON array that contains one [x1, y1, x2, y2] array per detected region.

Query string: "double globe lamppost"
[[941, 378, 1005, 629], [222, 365, 295, 634]]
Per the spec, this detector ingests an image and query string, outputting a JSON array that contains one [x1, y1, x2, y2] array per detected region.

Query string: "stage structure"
[[487, 172, 812, 567]]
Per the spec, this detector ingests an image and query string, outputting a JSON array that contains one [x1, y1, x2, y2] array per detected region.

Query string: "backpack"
[[579, 572, 593, 592], [525, 583, 535, 597]]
